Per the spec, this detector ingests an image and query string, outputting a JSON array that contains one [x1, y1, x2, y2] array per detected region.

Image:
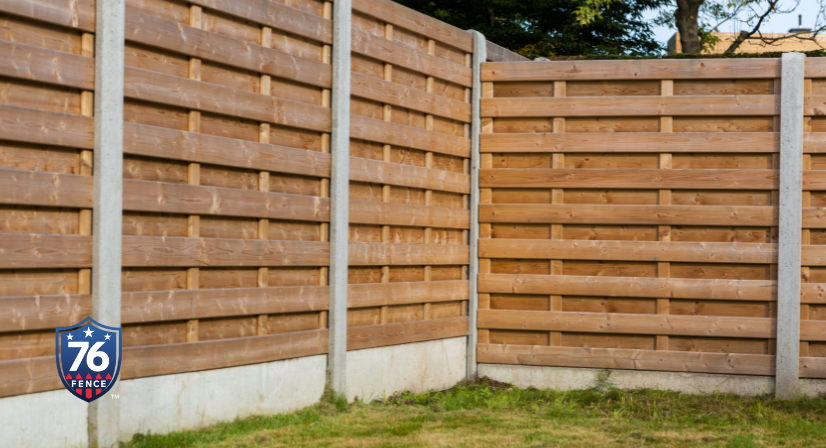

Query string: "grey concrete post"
[[466, 30, 486, 380], [776, 52, 805, 399], [328, 0, 351, 395], [88, 0, 125, 445]]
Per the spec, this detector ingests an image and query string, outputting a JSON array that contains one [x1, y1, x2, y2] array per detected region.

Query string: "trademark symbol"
[[111, 394, 119, 399]]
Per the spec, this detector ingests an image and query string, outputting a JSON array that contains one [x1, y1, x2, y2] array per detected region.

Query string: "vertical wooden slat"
[[656, 79, 673, 351], [378, 22, 394, 325], [460, 51, 471, 317], [78, 33, 94, 297], [319, 0, 333, 331], [549, 81, 565, 347], [422, 38, 436, 321], [186, 4, 203, 343], [478, 80, 493, 345], [256, 25, 273, 336], [801, 77, 813, 358]]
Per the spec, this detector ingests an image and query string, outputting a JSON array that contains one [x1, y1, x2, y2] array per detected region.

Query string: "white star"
[[104, 334, 111, 341], [83, 327, 94, 338], [66, 334, 73, 340]]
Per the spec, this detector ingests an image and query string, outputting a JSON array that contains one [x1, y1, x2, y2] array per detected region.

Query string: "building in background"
[[668, 32, 826, 54]]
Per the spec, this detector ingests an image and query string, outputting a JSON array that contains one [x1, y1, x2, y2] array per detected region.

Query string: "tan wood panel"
[[0, 234, 91, 269], [0, 104, 94, 150], [350, 114, 470, 158], [351, 28, 472, 87], [352, 72, 471, 122], [349, 280, 468, 308], [481, 204, 775, 226], [349, 200, 469, 229], [479, 273, 775, 301], [125, 10, 331, 89], [123, 67, 331, 132], [481, 59, 782, 82], [350, 157, 469, 194], [0, 294, 91, 332], [478, 309, 774, 339], [0, 40, 94, 90], [482, 96, 778, 118], [0, 168, 92, 208], [122, 236, 330, 267], [347, 316, 468, 350], [123, 180, 330, 222], [0, 0, 95, 32], [801, 320, 826, 342], [348, 242, 469, 266]]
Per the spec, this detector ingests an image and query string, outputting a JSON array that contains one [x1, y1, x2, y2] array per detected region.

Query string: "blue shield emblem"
[[55, 317, 122, 402]]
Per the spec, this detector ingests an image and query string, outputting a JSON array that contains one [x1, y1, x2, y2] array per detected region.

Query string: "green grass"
[[122, 372, 826, 447]]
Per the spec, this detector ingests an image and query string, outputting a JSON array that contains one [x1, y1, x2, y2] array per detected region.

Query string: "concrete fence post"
[[466, 30, 486, 380], [328, 0, 352, 396], [88, 0, 125, 445], [776, 52, 805, 399]]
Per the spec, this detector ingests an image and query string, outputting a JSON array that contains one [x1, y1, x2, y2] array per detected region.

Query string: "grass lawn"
[[122, 372, 826, 448]]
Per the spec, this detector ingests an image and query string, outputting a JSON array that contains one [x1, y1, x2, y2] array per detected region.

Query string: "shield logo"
[[55, 317, 122, 402]]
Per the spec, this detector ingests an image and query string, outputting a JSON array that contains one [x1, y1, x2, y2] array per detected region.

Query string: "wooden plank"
[[482, 168, 779, 190], [184, 0, 333, 44], [123, 180, 330, 222], [0, 168, 93, 208], [804, 97, 826, 116], [351, 72, 471, 122], [125, 10, 331, 89], [479, 309, 774, 339], [481, 132, 782, 154], [0, 294, 91, 332], [123, 122, 330, 178], [122, 286, 328, 323], [801, 320, 826, 342], [0, 356, 61, 398], [122, 236, 330, 267], [123, 67, 331, 132], [349, 280, 469, 308], [807, 133, 826, 153], [0, 0, 95, 32], [481, 59, 782, 82], [480, 239, 778, 264], [350, 114, 470, 158], [478, 343, 776, 376], [0, 40, 94, 90], [802, 208, 826, 229], [348, 242, 469, 266], [122, 329, 328, 379], [0, 234, 91, 268], [481, 204, 775, 226], [479, 273, 775, 301], [802, 283, 826, 304], [0, 104, 94, 150], [352, 0, 472, 52], [351, 28, 472, 87], [348, 316, 468, 350], [350, 200, 469, 229], [350, 156, 469, 194], [482, 96, 778, 118]]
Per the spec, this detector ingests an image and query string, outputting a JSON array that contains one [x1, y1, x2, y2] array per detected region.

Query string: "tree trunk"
[[675, 0, 704, 54]]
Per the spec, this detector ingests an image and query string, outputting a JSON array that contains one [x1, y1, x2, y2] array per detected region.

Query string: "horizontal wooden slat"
[[801, 320, 826, 342], [0, 233, 91, 268], [122, 286, 328, 323], [0, 168, 92, 208], [122, 329, 328, 379], [123, 67, 331, 132], [483, 168, 779, 190], [352, 72, 470, 122], [123, 180, 330, 222], [348, 316, 468, 350], [479, 309, 774, 339], [350, 114, 470, 158], [349, 280, 468, 308], [481, 204, 775, 226], [122, 236, 329, 267], [352, 28, 472, 87], [0, 0, 95, 32], [348, 242, 469, 266], [184, 0, 333, 44], [0, 294, 91, 332], [479, 273, 775, 301], [0, 104, 94, 149], [352, 0, 472, 52], [805, 96, 826, 116], [802, 283, 826, 304], [350, 200, 469, 229], [0, 356, 61, 398], [124, 123, 330, 178], [0, 40, 94, 89], [481, 59, 782, 82], [126, 10, 331, 89], [480, 239, 778, 264], [805, 59, 826, 78], [482, 96, 778, 118], [350, 157, 469, 194]]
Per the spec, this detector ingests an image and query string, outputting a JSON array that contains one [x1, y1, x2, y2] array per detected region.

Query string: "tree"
[[392, 0, 669, 57]]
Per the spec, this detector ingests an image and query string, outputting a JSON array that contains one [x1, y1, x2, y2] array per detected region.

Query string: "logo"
[[55, 317, 122, 402]]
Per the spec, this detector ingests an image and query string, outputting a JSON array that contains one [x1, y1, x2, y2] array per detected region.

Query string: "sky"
[[643, 0, 825, 48]]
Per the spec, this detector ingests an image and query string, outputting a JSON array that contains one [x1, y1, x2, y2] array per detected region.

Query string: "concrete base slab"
[[479, 364, 826, 397], [0, 388, 88, 448], [346, 337, 467, 402]]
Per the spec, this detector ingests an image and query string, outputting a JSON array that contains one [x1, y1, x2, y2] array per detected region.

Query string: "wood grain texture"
[[0, 168, 92, 208], [349, 280, 469, 308], [349, 200, 469, 229], [0, 104, 94, 150], [350, 157, 469, 194], [348, 242, 469, 266], [0, 40, 94, 90], [352, 0, 472, 52], [0, 294, 91, 332], [0, 0, 95, 32], [350, 114, 470, 158], [348, 316, 468, 350], [0, 234, 91, 268], [352, 72, 471, 122]]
